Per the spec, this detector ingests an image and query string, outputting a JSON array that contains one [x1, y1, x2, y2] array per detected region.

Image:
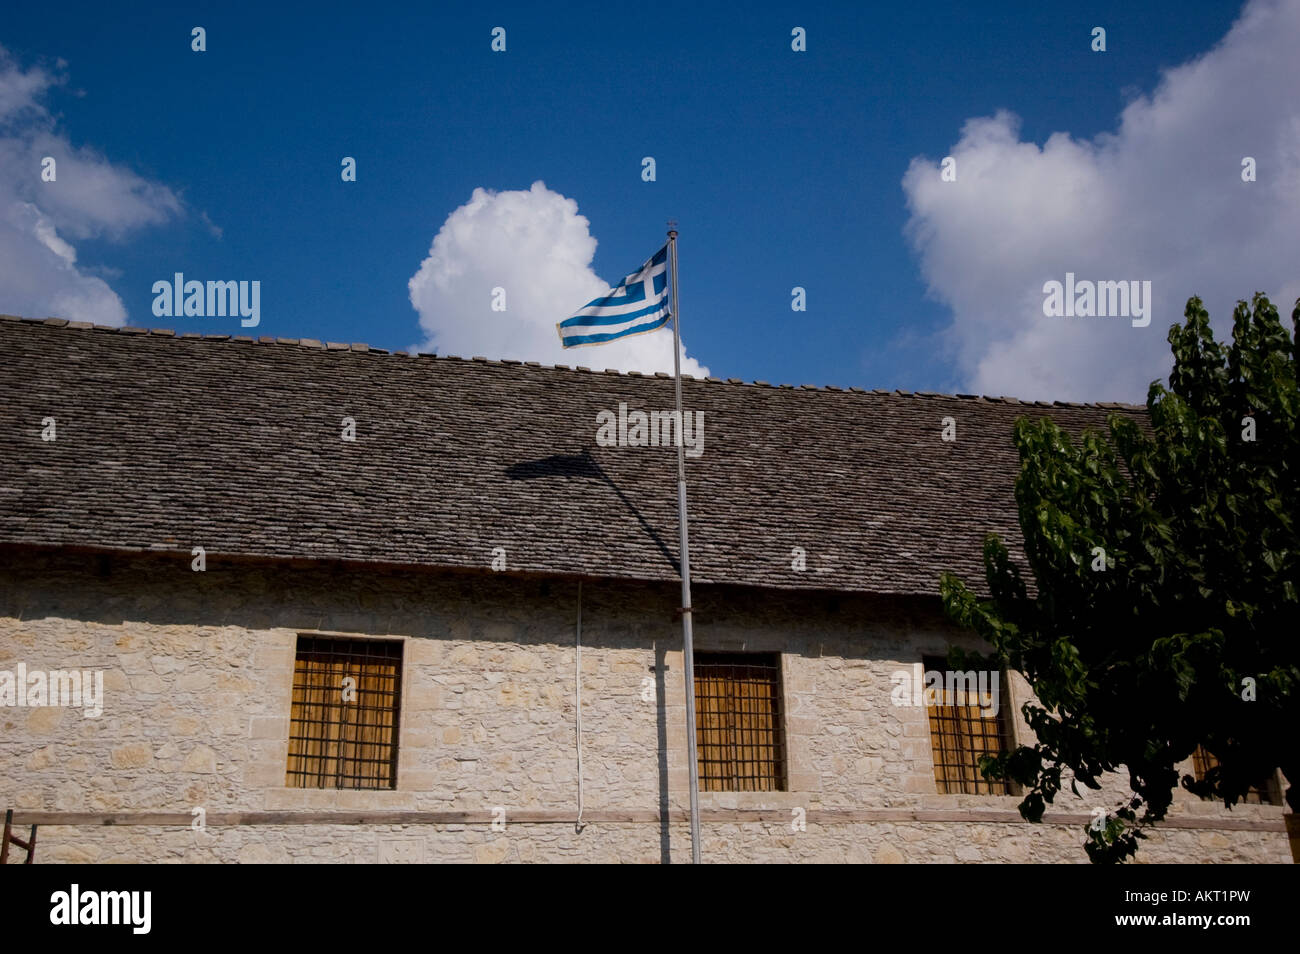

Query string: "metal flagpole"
[[667, 225, 702, 864]]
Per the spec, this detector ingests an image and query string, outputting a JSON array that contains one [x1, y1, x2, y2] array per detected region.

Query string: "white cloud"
[[902, 0, 1300, 402], [408, 181, 708, 376], [0, 46, 181, 325]]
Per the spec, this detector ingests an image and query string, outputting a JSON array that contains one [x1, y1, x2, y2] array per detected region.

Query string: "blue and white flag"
[[557, 245, 670, 347]]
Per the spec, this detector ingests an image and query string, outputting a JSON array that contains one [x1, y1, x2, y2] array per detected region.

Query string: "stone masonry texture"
[[0, 550, 1288, 863]]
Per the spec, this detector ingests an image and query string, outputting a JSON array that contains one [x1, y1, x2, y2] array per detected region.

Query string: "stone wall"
[[0, 549, 1289, 863]]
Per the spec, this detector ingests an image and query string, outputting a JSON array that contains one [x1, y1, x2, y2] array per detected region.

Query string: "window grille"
[[923, 656, 1012, 795], [693, 652, 787, 792], [286, 636, 403, 789]]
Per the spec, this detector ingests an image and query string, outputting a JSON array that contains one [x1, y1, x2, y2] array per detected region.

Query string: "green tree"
[[940, 294, 1298, 863]]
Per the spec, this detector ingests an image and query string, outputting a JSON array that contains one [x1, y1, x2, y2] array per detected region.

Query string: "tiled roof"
[[0, 316, 1145, 597]]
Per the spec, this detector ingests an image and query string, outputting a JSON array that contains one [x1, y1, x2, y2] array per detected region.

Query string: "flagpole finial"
[[667, 219, 678, 238]]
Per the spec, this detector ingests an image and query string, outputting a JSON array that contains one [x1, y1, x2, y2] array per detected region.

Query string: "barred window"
[[923, 656, 1012, 795], [1191, 745, 1278, 805], [286, 636, 403, 789], [694, 652, 786, 792]]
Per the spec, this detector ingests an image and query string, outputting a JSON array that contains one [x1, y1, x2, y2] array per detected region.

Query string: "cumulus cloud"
[[0, 46, 181, 325], [902, 0, 1300, 402], [408, 181, 708, 376]]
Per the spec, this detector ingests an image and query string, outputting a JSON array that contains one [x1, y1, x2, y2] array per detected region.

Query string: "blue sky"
[[2, 0, 1296, 400]]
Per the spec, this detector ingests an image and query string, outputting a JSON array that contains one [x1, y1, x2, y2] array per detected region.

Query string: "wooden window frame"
[[1190, 745, 1280, 805], [923, 655, 1013, 796], [693, 651, 788, 792], [286, 634, 404, 790]]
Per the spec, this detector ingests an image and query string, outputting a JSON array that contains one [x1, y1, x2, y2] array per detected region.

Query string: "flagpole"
[[667, 226, 702, 864]]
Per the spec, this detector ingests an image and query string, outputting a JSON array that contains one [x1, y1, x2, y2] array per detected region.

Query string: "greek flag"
[[557, 245, 670, 347]]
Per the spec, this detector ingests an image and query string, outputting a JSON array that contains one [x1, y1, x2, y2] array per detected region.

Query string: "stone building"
[[0, 315, 1289, 863]]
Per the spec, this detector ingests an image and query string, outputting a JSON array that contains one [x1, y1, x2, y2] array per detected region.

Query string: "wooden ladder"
[[1, 810, 36, 864]]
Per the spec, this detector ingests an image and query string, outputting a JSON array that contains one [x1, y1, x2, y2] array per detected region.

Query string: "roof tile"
[[0, 319, 1146, 597]]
